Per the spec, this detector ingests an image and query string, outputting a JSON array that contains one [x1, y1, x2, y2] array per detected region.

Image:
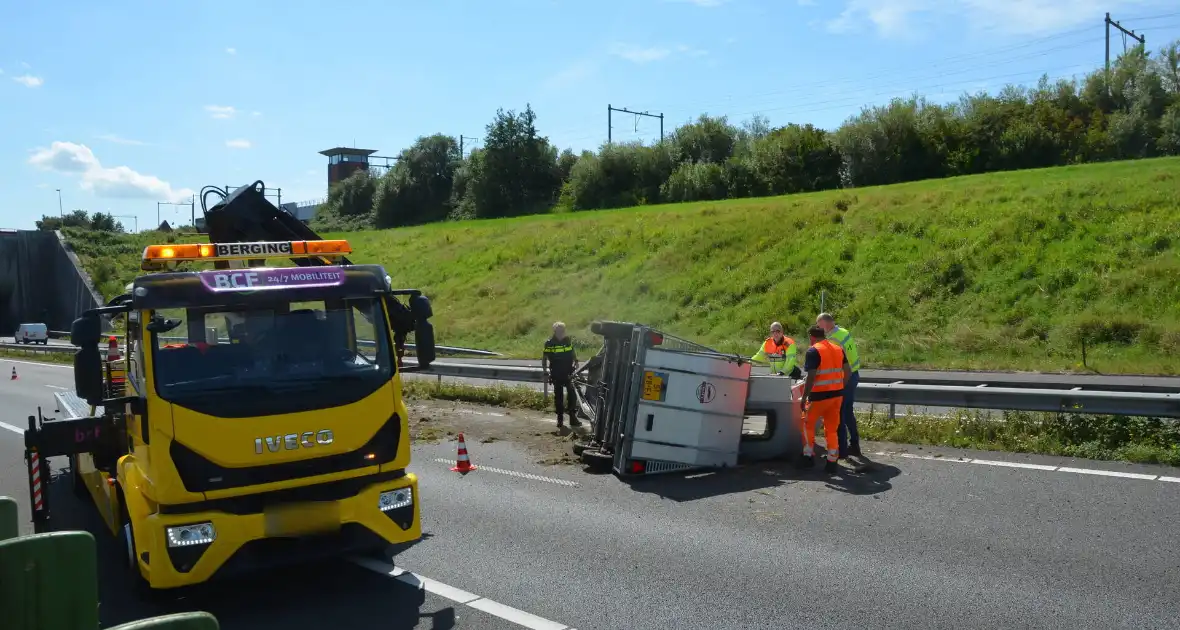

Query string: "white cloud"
[[664, 0, 730, 6], [225, 139, 252, 149], [609, 43, 672, 63], [27, 141, 194, 202], [204, 104, 236, 119], [608, 42, 709, 64], [13, 75, 43, 88], [251, 111, 262, 117], [96, 133, 148, 146], [543, 58, 600, 90], [225, 47, 236, 55], [825, 0, 1167, 38]]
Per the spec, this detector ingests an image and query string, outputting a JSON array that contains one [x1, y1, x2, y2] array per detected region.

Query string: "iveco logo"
[[254, 430, 334, 454]]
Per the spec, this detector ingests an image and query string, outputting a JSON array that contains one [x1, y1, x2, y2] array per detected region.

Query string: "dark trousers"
[[553, 377, 577, 418], [837, 370, 861, 456]]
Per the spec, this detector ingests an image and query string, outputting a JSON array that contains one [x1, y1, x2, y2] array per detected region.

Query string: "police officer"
[[542, 321, 582, 428], [751, 321, 801, 378]]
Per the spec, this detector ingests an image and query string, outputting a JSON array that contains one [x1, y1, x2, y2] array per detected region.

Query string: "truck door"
[[623, 347, 752, 469]]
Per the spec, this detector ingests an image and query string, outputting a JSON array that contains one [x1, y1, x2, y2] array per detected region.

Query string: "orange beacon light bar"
[[141, 240, 352, 269]]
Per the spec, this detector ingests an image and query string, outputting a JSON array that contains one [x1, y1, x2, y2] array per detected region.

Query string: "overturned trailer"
[[573, 321, 805, 477]]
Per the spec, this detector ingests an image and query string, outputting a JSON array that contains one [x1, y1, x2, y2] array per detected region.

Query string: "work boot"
[[824, 459, 839, 474], [556, 415, 565, 428], [569, 417, 583, 428], [796, 454, 815, 469]]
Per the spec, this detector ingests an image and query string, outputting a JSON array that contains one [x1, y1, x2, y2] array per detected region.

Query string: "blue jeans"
[[837, 370, 861, 456]]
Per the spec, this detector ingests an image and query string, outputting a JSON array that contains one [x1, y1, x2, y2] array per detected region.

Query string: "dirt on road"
[[407, 398, 588, 467]]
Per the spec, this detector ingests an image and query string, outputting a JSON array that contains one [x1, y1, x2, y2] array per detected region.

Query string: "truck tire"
[[118, 494, 158, 599]]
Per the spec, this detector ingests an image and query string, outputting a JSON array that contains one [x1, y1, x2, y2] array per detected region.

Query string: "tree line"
[[36, 209, 125, 233], [315, 41, 1175, 230]]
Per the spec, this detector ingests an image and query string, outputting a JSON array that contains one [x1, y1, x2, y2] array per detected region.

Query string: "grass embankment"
[[341, 157, 1180, 374], [66, 157, 1180, 374]]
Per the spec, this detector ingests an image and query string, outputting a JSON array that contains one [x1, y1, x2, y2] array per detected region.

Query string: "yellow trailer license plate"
[[642, 370, 668, 402], [264, 502, 342, 537]]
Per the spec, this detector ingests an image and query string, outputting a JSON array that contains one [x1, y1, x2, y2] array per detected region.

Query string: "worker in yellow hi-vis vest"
[[817, 312, 864, 464], [751, 322, 801, 378]]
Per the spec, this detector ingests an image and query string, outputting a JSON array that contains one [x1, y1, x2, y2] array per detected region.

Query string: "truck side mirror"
[[71, 315, 105, 405], [409, 295, 436, 368]]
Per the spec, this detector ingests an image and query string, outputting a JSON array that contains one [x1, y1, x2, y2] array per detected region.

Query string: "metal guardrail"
[[8, 345, 1179, 418], [416, 361, 1180, 419]]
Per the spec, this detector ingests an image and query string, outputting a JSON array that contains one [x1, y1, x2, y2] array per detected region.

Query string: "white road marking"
[[874, 451, 1176, 485], [2, 358, 72, 370], [431, 458, 580, 487], [970, 458, 1059, 471], [1056, 466, 1159, 480], [44, 385, 67, 390], [350, 556, 572, 629], [0, 421, 23, 435]]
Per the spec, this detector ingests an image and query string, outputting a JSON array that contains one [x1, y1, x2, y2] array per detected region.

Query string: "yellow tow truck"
[[22, 183, 437, 590]]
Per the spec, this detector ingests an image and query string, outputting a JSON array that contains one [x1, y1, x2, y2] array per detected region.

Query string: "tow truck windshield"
[[149, 295, 393, 415]]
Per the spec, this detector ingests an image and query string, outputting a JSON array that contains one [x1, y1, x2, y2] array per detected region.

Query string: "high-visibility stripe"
[[30, 451, 44, 511]]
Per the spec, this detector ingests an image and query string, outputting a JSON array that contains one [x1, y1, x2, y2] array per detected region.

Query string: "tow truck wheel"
[[119, 499, 157, 599]]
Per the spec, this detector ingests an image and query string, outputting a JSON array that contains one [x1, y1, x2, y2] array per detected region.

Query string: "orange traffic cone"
[[450, 433, 476, 473], [10, 366, 17, 380]]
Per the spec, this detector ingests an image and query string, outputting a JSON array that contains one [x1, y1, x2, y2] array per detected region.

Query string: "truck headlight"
[[166, 522, 216, 547], [379, 488, 412, 511]]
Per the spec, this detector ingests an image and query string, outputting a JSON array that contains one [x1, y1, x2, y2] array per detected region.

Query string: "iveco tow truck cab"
[[25, 237, 437, 590]]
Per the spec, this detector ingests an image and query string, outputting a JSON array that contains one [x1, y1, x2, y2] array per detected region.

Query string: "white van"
[[16, 323, 49, 345]]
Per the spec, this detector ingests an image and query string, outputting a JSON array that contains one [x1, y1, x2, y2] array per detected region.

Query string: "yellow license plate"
[[264, 502, 342, 537], [642, 370, 668, 402]]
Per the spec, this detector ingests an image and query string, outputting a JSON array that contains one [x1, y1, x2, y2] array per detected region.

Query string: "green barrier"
[[1, 496, 17, 541], [0, 497, 219, 630], [107, 613, 219, 629], [1, 530, 100, 630]]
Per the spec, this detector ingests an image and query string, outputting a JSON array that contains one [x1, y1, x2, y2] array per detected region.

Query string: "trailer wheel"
[[580, 448, 613, 474]]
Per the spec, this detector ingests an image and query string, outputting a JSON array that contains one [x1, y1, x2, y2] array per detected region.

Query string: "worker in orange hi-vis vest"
[[798, 325, 852, 474], [750, 321, 801, 378]]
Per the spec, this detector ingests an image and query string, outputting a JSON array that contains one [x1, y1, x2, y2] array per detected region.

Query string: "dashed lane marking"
[[350, 556, 572, 630], [879, 451, 1177, 485], [0, 421, 23, 435], [431, 458, 580, 487]]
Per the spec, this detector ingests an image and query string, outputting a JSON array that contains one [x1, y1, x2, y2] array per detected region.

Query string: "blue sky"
[[2, 0, 1178, 232]]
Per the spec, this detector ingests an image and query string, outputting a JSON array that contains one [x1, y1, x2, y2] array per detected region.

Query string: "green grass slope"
[[68, 157, 1180, 374]]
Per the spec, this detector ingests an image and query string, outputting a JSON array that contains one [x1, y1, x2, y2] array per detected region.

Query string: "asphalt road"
[[2, 358, 1179, 629]]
